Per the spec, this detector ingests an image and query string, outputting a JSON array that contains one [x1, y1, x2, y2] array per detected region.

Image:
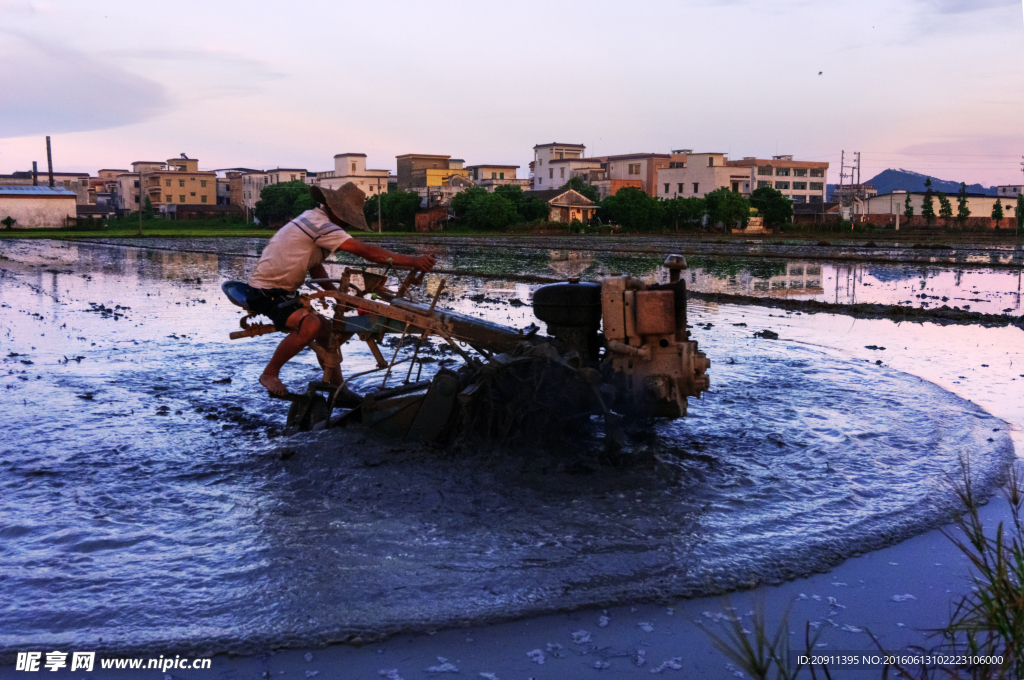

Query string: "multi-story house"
[[655, 153, 828, 204], [531, 143, 586, 189], [395, 154, 468, 190], [315, 154, 390, 196], [115, 157, 218, 214], [464, 164, 530, 191]]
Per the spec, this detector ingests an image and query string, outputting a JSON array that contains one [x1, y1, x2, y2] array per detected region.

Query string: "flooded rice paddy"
[[0, 237, 1016, 655]]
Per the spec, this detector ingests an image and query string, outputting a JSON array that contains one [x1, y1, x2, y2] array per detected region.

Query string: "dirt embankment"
[[688, 290, 1024, 329]]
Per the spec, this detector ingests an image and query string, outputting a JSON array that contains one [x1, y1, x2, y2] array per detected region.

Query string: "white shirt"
[[248, 208, 351, 291]]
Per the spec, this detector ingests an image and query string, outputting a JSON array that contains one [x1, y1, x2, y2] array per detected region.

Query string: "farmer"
[[246, 183, 435, 397]]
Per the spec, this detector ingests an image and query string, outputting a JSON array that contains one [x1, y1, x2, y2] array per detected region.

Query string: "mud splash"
[[0, 238, 1014, 656]]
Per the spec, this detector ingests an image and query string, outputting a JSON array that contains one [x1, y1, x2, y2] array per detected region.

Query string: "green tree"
[[363, 190, 422, 231], [143, 196, 154, 219], [749, 186, 794, 228], [254, 180, 315, 227], [661, 197, 706, 231], [558, 176, 600, 203], [466, 192, 518, 231], [956, 182, 971, 226], [450, 187, 488, 221], [921, 177, 936, 225], [705, 187, 751, 229], [494, 185, 549, 222], [937, 192, 953, 225], [992, 198, 1004, 228], [601, 186, 665, 231], [904, 193, 914, 222]]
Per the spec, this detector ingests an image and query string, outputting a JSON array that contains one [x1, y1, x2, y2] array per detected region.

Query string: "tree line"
[[254, 177, 1024, 233]]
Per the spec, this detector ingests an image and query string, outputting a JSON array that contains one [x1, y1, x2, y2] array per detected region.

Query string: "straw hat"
[[309, 183, 370, 232]]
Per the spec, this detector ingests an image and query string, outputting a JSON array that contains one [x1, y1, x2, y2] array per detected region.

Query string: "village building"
[[531, 143, 587, 189], [114, 157, 217, 215], [859, 191, 1016, 222], [523, 188, 597, 223], [655, 153, 828, 203], [315, 154, 390, 196], [727, 155, 829, 203], [396, 154, 469, 190], [465, 164, 530, 191], [600, 153, 672, 197], [0, 185, 77, 228], [997, 185, 1022, 200]]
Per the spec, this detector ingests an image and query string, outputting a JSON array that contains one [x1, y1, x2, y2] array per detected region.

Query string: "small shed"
[[523, 189, 596, 223], [0, 186, 77, 228]]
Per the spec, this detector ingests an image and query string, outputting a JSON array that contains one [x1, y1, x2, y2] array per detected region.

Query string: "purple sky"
[[0, 0, 1021, 186]]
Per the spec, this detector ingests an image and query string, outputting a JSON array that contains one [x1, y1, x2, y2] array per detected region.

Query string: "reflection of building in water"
[[688, 261, 824, 298], [546, 250, 594, 278]]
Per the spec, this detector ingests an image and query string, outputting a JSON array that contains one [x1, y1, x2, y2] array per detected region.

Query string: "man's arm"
[[337, 238, 436, 272]]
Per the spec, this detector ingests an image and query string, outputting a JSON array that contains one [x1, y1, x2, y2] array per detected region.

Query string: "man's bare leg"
[[313, 319, 343, 385], [259, 310, 321, 397]]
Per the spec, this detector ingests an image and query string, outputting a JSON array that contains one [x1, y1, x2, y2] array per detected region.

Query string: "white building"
[[314, 154, 390, 197], [655, 153, 828, 203], [997, 185, 1022, 200], [532, 142, 586, 189], [0, 185, 77, 228], [239, 168, 308, 211]]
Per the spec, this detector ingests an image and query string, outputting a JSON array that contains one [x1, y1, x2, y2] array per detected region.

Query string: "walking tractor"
[[222, 254, 710, 450]]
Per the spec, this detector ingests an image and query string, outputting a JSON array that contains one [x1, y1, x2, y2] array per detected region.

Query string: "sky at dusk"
[[0, 0, 1022, 186]]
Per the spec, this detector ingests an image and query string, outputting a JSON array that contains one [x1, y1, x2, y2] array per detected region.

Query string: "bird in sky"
[[818, 71, 823, 75]]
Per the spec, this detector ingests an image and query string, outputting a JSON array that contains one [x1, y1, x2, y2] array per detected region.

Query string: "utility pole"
[[32, 161, 38, 186], [377, 176, 382, 233], [138, 170, 144, 236], [45, 136, 54, 188], [855, 151, 861, 186], [839, 151, 844, 188]]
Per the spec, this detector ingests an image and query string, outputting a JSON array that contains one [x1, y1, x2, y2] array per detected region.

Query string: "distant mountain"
[[827, 168, 998, 200]]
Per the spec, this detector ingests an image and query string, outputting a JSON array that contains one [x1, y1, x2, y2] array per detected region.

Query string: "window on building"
[[693, 183, 699, 194], [179, 195, 185, 202], [290, 175, 296, 181], [560, 168, 565, 179], [708, 157, 714, 167], [201, 195, 207, 203], [538, 178, 542, 185], [793, 182, 807, 191], [776, 181, 790, 190], [499, 172, 504, 180], [758, 181, 770, 189], [664, 183, 670, 194], [628, 163, 641, 174], [191, 177, 196, 181], [757, 166, 773, 176], [190, 192, 196, 197], [793, 168, 808, 177], [810, 168, 825, 177], [492, 172, 497, 179], [792, 195, 807, 204], [200, 180, 207, 188], [810, 182, 824, 191], [179, 180, 185, 187], [809, 195, 823, 204], [678, 183, 684, 193], [775, 168, 790, 176], [549, 169, 553, 179], [165, 194, 171, 202], [165, 179, 171, 186], [133, 180, 140, 188]]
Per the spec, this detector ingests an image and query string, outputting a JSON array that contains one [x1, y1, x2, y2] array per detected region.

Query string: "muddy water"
[[0, 238, 1014, 655]]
